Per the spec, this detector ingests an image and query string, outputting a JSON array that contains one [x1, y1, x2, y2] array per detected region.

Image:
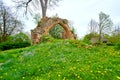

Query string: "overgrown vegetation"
[[49, 24, 64, 39], [0, 0, 23, 43], [0, 39, 119, 80], [0, 0, 120, 80], [0, 32, 30, 51]]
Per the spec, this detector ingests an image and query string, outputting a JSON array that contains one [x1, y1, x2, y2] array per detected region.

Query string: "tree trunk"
[[2, 9, 7, 41], [40, 0, 48, 18], [42, 7, 46, 18], [99, 30, 102, 42], [0, 23, 2, 42], [98, 23, 102, 42]]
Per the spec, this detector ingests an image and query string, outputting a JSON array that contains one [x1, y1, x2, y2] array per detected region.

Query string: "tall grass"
[[0, 40, 120, 80]]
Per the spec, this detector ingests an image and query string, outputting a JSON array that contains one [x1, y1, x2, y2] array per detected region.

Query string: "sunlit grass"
[[0, 40, 120, 80]]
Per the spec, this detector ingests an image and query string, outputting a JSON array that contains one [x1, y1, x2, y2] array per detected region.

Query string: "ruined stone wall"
[[31, 17, 74, 45]]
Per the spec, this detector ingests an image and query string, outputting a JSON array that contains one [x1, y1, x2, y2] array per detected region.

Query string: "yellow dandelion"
[[58, 74, 61, 77], [97, 71, 101, 73], [22, 77, 25, 79], [5, 72, 7, 75], [77, 76, 80, 78], [73, 66, 76, 69], [74, 73, 77, 76], [104, 70, 107, 73], [117, 76, 120, 80], [63, 77, 66, 80], [0, 76, 3, 79], [101, 73, 104, 75], [90, 70, 93, 72]]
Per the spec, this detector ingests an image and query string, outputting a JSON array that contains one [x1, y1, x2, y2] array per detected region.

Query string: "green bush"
[[7, 32, 31, 43], [83, 33, 92, 44], [40, 35, 55, 43], [49, 24, 64, 39], [0, 41, 30, 51], [115, 42, 120, 50], [0, 32, 31, 51], [63, 40, 87, 48], [106, 42, 115, 46]]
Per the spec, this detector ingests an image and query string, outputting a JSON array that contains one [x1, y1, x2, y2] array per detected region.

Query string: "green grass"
[[0, 40, 120, 80]]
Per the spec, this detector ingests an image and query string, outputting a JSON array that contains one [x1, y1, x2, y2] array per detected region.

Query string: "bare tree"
[[98, 12, 113, 41], [0, 1, 23, 42], [88, 19, 98, 34], [13, 0, 62, 18], [113, 24, 120, 35]]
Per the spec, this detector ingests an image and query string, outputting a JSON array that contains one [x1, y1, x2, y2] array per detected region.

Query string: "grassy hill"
[[0, 40, 120, 80]]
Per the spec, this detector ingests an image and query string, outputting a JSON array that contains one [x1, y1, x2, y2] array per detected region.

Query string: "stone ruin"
[[31, 17, 75, 45]]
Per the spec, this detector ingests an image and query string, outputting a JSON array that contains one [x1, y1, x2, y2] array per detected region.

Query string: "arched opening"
[[49, 24, 64, 39], [43, 20, 74, 40], [31, 17, 74, 45]]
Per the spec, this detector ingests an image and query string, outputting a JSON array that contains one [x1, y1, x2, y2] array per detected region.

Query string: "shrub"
[[49, 24, 64, 39], [40, 35, 55, 43], [62, 19, 68, 24], [106, 42, 115, 46], [9, 32, 31, 43], [0, 32, 31, 51], [0, 41, 30, 51], [115, 42, 120, 50], [83, 33, 93, 44], [83, 33, 100, 45], [64, 40, 87, 48]]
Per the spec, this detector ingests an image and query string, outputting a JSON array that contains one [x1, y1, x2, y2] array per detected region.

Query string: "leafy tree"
[[98, 12, 113, 41], [70, 26, 77, 39], [68, 20, 77, 39], [49, 24, 63, 39], [0, 1, 23, 42], [14, 0, 62, 18], [8, 32, 30, 43]]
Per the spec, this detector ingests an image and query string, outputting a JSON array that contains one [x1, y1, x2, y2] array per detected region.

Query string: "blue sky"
[[4, 0, 120, 38]]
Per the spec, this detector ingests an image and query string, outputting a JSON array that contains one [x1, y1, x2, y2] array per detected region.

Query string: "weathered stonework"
[[31, 17, 74, 45]]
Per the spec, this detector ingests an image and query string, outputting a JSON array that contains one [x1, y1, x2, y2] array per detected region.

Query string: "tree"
[[98, 12, 113, 41], [109, 24, 120, 43], [0, 1, 23, 42], [68, 20, 77, 39], [113, 24, 120, 35], [8, 32, 31, 43], [33, 13, 41, 24], [14, 0, 62, 18], [88, 19, 98, 35], [0, 32, 30, 51]]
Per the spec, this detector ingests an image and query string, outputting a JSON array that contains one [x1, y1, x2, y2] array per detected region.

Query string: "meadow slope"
[[0, 40, 120, 80]]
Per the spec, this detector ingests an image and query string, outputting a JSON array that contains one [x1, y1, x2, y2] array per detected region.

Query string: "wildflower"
[[22, 77, 25, 79], [97, 71, 101, 73], [117, 76, 120, 80], [58, 74, 61, 77], [63, 77, 66, 80], [5, 73, 7, 75], [101, 72, 104, 75], [90, 70, 93, 72], [0, 76, 3, 79], [77, 76, 80, 78]]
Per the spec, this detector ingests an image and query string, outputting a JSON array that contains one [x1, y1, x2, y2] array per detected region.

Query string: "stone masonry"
[[31, 17, 74, 45]]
